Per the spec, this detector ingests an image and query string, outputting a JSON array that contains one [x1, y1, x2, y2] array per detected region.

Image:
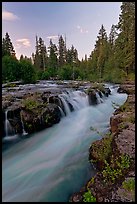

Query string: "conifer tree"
[[116, 2, 135, 74], [2, 32, 16, 57], [48, 39, 58, 76], [58, 35, 66, 67]]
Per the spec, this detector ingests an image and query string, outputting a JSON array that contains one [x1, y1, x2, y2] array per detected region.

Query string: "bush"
[[19, 59, 36, 83], [102, 154, 131, 184], [83, 190, 96, 202], [2, 55, 21, 83], [122, 178, 135, 192]]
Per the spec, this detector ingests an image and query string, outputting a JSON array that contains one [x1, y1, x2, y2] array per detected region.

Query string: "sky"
[[2, 2, 122, 60]]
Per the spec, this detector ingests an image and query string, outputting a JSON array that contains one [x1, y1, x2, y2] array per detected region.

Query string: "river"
[[2, 83, 127, 202]]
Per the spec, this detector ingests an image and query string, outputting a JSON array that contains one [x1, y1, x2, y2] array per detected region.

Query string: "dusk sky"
[[2, 2, 122, 60]]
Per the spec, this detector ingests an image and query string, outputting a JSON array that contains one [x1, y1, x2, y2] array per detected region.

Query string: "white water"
[[2, 86, 127, 202], [4, 110, 15, 138], [20, 113, 28, 136]]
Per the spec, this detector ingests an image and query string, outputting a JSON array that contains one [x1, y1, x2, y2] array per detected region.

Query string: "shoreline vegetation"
[[70, 81, 135, 202]]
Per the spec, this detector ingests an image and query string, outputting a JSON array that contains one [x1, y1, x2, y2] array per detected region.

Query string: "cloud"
[[47, 35, 58, 40], [77, 25, 81, 29], [77, 25, 88, 34], [2, 10, 19, 21], [16, 38, 31, 48]]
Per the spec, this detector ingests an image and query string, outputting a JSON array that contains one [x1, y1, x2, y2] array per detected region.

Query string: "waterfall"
[[4, 110, 15, 137], [58, 95, 71, 115], [5, 110, 8, 137], [58, 106, 65, 117], [58, 90, 89, 115], [96, 92, 104, 104], [20, 113, 28, 136]]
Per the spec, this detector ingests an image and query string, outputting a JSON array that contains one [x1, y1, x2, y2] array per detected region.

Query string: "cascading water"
[[2, 84, 127, 202], [58, 106, 65, 117], [20, 113, 28, 136], [58, 90, 89, 115], [4, 110, 15, 138]]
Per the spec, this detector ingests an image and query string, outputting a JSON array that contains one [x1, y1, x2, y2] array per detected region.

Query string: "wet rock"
[[104, 87, 111, 97], [88, 89, 98, 105], [21, 103, 61, 134], [69, 193, 83, 202], [117, 84, 135, 95]]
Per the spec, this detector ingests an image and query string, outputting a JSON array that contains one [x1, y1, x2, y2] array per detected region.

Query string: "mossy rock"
[[89, 133, 113, 170]]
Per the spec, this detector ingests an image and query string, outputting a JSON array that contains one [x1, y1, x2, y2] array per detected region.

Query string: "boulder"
[[88, 89, 98, 105], [21, 103, 61, 134]]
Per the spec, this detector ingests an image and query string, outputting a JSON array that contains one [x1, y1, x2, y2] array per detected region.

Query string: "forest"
[[2, 2, 135, 84]]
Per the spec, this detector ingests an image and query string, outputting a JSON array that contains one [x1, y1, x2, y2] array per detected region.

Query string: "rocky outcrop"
[[21, 103, 61, 134], [87, 85, 111, 105], [70, 82, 135, 202]]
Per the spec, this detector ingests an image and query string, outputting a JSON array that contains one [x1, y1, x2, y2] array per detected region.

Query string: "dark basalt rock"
[[20, 103, 61, 134], [88, 89, 98, 105]]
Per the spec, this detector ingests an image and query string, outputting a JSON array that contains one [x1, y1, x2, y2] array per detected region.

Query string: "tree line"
[[2, 2, 135, 84]]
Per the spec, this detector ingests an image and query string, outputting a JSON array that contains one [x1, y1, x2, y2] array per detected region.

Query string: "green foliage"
[[102, 154, 131, 184], [22, 97, 40, 110], [87, 177, 95, 189], [118, 102, 131, 112], [57, 65, 73, 80], [37, 70, 51, 80], [91, 132, 113, 161], [2, 32, 16, 57], [83, 190, 96, 202], [19, 59, 36, 83], [3, 3, 135, 84], [122, 178, 135, 192], [2, 55, 21, 83], [127, 73, 135, 81]]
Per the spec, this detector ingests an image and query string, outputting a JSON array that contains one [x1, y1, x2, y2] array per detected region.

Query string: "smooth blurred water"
[[2, 87, 127, 202]]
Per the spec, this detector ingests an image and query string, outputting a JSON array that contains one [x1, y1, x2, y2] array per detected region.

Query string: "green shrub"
[[83, 190, 96, 202], [22, 97, 40, 110], [91, 132, 113, 161], [122, 178, 135, 192], [102, 154, 131, 184]]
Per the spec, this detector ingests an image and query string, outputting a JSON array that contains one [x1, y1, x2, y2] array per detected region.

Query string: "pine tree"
[[48, 39, 58, 76], [92, 25, 108, 79], [117, 2, 135, 74], [2, 32, 16, 57], [20, 54, 24, 61], [38, 37, 48, 71], [33, 36, 48, 71], [58, 35, 66, 67], [109, 24, 118, 46]]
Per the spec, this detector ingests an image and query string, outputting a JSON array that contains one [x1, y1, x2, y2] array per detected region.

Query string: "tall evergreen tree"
[[116, 2, 135, 74], [58, 35, 66, 67], [33, 36, 48, 71], [2, 32, 16, 57], [109, 24, 118, 46], [90, 24, 108, 79], [48, 39, 58, 76]]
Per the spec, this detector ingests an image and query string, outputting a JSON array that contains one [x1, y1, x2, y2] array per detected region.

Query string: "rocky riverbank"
[[2, 81, 111, 138], [70, 81, 135, 202]]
